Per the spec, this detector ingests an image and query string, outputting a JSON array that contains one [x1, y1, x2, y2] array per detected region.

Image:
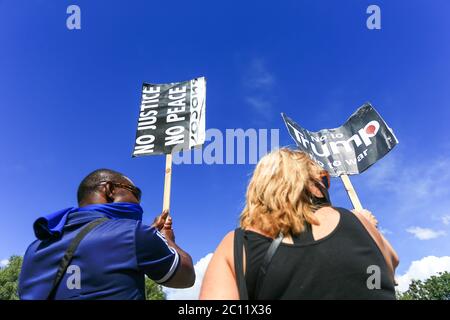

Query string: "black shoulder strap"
[[254, 232, 283, 299], [47, 217, 109, 300], [233, 228, 249, 300]]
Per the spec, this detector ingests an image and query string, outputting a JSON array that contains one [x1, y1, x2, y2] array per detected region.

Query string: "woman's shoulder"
[[214, 230, 236, 259], [223, 230, 236, 245], [318, 207, 356, 222], [327, 206, 353, 215], [218, 228, 269, 251], [313, 206, 343, 225]]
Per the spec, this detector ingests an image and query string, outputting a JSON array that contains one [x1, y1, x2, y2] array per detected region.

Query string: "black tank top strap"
[[234, 228, 249, 300]]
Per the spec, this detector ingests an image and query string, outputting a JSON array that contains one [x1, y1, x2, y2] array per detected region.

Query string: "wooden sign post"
[[340, 174, 363, 211], [163, 153, 173, 213]]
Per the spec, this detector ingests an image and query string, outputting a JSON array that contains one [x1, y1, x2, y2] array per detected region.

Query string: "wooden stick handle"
[[340, 174, 363, 211], [163, 153, 173, 213]]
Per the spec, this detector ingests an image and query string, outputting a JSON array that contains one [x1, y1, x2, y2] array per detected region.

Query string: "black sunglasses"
[[98, 181, 142, 201]]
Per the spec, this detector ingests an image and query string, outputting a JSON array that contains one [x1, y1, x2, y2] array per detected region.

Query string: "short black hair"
[[77, 168, 126, 204]]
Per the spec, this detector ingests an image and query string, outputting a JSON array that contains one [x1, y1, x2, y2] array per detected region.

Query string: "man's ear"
[[104, 182, 115, 202]]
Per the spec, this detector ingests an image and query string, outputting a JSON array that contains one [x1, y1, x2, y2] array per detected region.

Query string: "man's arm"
[[153, 213, 195, 288], [159, 233, 195, 288]]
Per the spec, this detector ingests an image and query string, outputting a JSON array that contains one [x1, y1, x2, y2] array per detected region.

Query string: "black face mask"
[[312, 179, 332, 206], [312, 194, 330, 206]]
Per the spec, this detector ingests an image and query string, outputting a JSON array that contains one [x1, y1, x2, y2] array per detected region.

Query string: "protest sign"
[[282, 103, 398, 209], [132, 77, 206, 211], [132, 77, 206, 157]]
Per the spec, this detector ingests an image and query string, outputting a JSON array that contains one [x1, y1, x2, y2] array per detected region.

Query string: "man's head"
[[77, 169, 141, 207]]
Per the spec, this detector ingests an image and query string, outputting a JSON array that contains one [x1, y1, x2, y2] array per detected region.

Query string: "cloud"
[[362, 152, 450, 237], [245, 96, 272, 113], [244, 58, 274, 89], [396, 256, 450, 292], [366, 154, 450, 202], [406, 227, 446, 240], [163, 253, 213, 300], [441, 215, 450, 225], [0, 259, 9, 267], [242, 58, 275, 119]]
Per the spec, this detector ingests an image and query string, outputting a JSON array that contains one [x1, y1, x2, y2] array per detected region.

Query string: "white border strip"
[[154, 231, 180, 284]]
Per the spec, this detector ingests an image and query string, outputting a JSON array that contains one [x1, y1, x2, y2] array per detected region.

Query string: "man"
[[19, 169, 195, 299]]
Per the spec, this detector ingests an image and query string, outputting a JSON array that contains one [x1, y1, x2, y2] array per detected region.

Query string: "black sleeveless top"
[[242, 207, 396, 300]]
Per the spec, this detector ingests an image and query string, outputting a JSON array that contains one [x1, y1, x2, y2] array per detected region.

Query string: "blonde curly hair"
[[239, 148, 329, 238]]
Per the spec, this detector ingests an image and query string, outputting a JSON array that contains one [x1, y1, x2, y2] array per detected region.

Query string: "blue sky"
[[1, 0, 450, 295]]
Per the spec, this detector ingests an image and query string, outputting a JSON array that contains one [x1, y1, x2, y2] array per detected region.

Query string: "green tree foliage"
[[397, 271, 450, 300], [0, 255, 165, 300], [145, 276, 165, 300], [0, 255, 23, 300]]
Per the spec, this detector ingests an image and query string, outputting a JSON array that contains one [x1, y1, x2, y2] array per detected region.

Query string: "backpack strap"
[[254, 232, 283, 299], [233, 228, 249, 300], [47, 217, 109, 300]]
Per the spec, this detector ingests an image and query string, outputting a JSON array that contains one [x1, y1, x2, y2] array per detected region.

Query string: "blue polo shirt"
[[18, 211, 179, 300]]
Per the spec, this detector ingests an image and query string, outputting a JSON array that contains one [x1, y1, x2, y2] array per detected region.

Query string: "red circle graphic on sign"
[[366, 125, 376, 135]]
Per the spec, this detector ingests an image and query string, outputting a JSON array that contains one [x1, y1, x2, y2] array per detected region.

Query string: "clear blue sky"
[[1, 0, 449, 278]]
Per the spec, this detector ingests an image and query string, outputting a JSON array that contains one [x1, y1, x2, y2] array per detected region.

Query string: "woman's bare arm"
[[379, 231, 399, 269], [199, 231, 240, 300], [352, 210, 400, 277]]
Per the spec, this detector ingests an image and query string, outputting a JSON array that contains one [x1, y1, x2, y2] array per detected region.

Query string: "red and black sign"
[[282, 103, 398, 176]]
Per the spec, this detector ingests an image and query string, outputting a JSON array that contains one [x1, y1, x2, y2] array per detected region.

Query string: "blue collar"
[[33, 202, 143, 240]]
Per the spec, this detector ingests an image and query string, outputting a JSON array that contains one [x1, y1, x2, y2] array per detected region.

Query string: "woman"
[[200, 148, 399, 300]]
